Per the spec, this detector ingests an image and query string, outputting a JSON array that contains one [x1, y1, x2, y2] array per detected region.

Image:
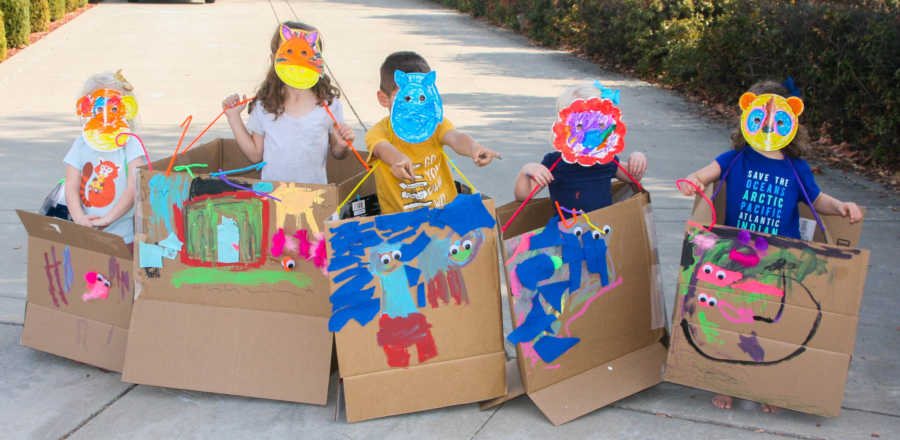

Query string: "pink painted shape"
[[312, 235, 327, 270], [271, 229, 286, 257], [505, 233, 532, 266], [732, 280, 784, 297], [520, 341, 540, 368], [544, 364, 561, 370], [696, 262, 744, 287], [716, 299, 755, 323], [295, 230, 312, 259], [81, 272, 110, 302], [564, 277, 623, 337], [729, 248, 760, 267]]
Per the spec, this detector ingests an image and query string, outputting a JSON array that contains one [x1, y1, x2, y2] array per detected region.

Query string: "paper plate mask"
[[739, 92, 804, 152], [274, 25, 324, 90], [390, 70, 443, 144], [76, 88, 138, 152], [552, 97, 626, 166]]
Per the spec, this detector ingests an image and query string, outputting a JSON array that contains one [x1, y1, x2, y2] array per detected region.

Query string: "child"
[[223, 21, 355, 184], [679, 80, 863, 412], [366, 51, 499, 214], [65, 70, 143, 245], [513, 82, 647, 213]]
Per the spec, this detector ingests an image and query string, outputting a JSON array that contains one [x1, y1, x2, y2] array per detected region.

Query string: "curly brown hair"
[[730, 80, 809, 158], [249, 21, 341, 118]]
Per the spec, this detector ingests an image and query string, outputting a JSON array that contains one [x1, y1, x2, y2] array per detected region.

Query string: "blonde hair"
[[556, 82, 605, 113], [79, 70, 139, 127]]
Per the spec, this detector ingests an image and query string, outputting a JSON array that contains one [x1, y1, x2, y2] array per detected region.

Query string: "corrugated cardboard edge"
[[17, 209, 132, 260], [343, 350, 506, 422], [22, 302, 128, 372], [122, 299, 331, 405], [479, 358, 526, 410], [529, 341, 667, 425]]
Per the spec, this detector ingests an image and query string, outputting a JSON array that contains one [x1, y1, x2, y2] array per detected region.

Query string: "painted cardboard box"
[[325, 193, 507, 422], [665, 183, 868, 417], [122, 138, 371, 404], [490, 184, 669, 425], [17, 210, 134, 372]]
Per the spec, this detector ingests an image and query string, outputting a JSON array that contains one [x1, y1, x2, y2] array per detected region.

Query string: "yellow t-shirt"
[[365, 117, 458, 214]]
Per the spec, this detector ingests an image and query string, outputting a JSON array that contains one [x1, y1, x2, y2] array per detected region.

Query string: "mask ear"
[[739, 92, 756, 111], [423, 70, 436, 87], [304, 31, 318, 48], [280, 24, 293, 42], [786, 96, 804, 117], [76, 95, 92, 117], [394, 70, 408, 89], [122, 95, 139, 120]]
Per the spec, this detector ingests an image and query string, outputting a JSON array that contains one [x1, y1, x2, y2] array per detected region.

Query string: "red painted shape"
[[696, 262, 744, 287], [376, 313, 438, 367], [732, 280, 784, 297], [426, 271, 450, 308], [447, 267, 469, 305]]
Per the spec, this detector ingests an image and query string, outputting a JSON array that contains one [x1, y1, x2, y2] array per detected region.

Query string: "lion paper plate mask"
[[274, 25, 324, 90], [739, 92, 804, 152], [552, 89, 626, 166], [77, 88, 138, 152], [390, 70, 443, 144]]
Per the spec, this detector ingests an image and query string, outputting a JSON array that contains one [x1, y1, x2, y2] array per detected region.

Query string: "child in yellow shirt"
[[366, 51, 499, 213]]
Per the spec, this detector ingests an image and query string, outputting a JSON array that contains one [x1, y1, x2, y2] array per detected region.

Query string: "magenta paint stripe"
[[564, 277, 623, 336]]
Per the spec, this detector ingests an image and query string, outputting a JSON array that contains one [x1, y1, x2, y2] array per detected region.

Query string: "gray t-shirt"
[[247, 98, 344, 184], [63, 136, 142, 243]]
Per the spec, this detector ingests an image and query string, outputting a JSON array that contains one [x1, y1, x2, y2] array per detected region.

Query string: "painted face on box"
[[371, 243, 404, 275], [390, 70, 443, 144], [76, 88, 138, 152], [553, 97, 626, 167], [274, 25, 324, 90], [739, 92, 804, 152]]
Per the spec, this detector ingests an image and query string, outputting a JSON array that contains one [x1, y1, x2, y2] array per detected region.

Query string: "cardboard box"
[[122, 138, 370, 404], [17, 210, 134, 372], [665, 183, 869, 417], [493, 184, 669, 425], [325, 193, 507, 422]]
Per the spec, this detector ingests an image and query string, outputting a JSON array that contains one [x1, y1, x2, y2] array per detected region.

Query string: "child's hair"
[[731, 80, 809, 158], [555, 82, 604, 113], [379, 51, 430, 93], [251, 21, 340, 118], [80, 70, 138, 125]]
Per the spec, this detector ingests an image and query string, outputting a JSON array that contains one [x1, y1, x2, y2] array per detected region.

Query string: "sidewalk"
[[0, 0, 897, 438]]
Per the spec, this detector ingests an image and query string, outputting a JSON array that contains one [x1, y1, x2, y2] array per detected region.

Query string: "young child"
[[65, 70, 143, 245], [679, 80, 863, 412], [223, 21, 355, 184], [366, 51, 499, 214], [513, 82, 647, 213]]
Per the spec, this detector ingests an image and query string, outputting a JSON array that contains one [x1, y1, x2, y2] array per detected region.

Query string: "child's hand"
[[89, 216, 111, 228], [223, 93, 248, 119], [678, 175, 703, 196], [472, 144, 501, 166], [73, 213, 98, 228], [389, 154, 416, 181], [522, 163, 553, 187], [626, 152, 647, 181], [839, 201, 863, 223], [334, 123, 355, 147]]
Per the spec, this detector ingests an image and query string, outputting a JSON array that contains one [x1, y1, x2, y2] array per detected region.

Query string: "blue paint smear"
[[331, 269, 374, 302], [568, 257, 582, 293], [388, 227, 417, 243], [148, 174, 189, 235], [404, 265, 422, 286], [529, 217, 563, 250], [380, 269, 418, 318], [252, 181, 274, 193], [533, 336, 581, 363], [432, 194, 495, 236], [417, 283, 426, 307], [583, 237, 609, 285], [738, 331, 765, 362], [538, 282, 569, 312], [375, 208, 431, 235], [333, 266, 371, 284], [216, 216, 240, 263], [399, 232, 431, 261], [419, 237, 450, 281], [62, 246, 73, 293], [561, 233, 584, 264], [329, 298, 380, 331], [507, 296, 557, 344], [515, 253, 555, 291], [332, 287, 376, 312]]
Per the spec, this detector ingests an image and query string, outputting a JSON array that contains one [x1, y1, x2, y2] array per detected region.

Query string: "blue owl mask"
[[390, 70, 443, 144]]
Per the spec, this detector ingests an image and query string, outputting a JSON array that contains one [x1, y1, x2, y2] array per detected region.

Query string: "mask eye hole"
[[698, 293, 709, 304], [301, 51, 307, 56], [591, 230, 601, 240], [716, 270, 726, 281], [404, 95, 412, 102], [573, 226, 584, 237], [287, 49, 293, 54], [419, 94, 426, 102], [380, 254, 391, 265], [708, 297, 718, 307], [702, 264, 713, 274], [602, 225, 612, 235], [449, 244, 460, 256], [391, 250, 402, 260]]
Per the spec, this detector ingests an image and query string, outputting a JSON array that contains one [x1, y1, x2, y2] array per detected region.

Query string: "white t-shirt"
[[247, 98, 344, 184], [63, 136, 142, 243]]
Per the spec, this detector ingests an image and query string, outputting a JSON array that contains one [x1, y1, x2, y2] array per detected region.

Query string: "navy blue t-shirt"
[[541, 152, 618, 213], [715, 148, 821, 239]]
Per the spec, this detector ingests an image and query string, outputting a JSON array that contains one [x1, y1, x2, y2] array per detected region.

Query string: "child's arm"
[[679, 161, 722, 196], [812, 193, 863, 223], [372, 141, 415, 181], [65, 165, 95, 228], [223, 94, 264, 163], [514, 163, 553, 201], [329, 123, 354, 159], [441, 129, 500, 166], [615, 151, 647, 183], [89, 158, 142, 229]]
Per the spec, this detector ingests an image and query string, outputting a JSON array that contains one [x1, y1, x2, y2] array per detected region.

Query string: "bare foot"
[[761, 403, 780, 413], [712, 394, 733, 409]]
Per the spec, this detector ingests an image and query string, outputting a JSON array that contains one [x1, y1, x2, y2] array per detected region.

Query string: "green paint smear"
[[550, 255, 563, 270], [170, 267, 312, 289], [697, 311, 724, 345], [185, 197, 264, 264]]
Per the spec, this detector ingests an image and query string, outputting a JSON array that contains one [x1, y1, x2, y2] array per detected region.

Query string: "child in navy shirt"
[[513, 82, 647, 211], [679, 80, 863, 413]]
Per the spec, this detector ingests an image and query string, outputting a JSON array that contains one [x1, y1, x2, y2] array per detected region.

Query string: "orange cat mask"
[[274, 25, 324, 90], [739, 92, 804, 152], [76, 88, 138, 152]]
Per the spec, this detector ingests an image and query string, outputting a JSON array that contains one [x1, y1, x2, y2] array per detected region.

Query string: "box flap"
[[479, 358, 526, 410], [22, 302, 128, 372], [17, 210, 131, 260]]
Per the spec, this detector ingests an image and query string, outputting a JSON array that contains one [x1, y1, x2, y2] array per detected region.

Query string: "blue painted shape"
[[533, 336, 581, 363], [418, 236, 450, 281], [507, 295, 556, 344], [561, 233, 584, 264], [380, 269, 418, 318], [333, 266, 371, 284], [515, 253, 555, 291], [159, 232, 183, 260], [375, 208, 431, 235], [329, 298, 381, 331], [583, 237, 609, 285], [417, 283, 426, 307], [328, 221, 383, 272], [216, 216, 240, 263], [390, 70, 443, 144], [404, 265, 422, 286], [252, 181, 274, 193], [139, 242, 163, 268], [529, 217, 563, 250], [432, 194, 495, 236], [62, 246, 73, 293], [331, 269, 374, 302], [538, 282, 569, 312], [399, 231, 431, 261], [331, 287, 376, 312], [388, 228, 417, 243], [568, 256, 582, 292], [148, 174, 189, 235]]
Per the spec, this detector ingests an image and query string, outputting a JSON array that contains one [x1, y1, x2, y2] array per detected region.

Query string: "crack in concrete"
[[0, 321, 23, 327], [470, 406, 502, 439], [60, 384, 137, 439]]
